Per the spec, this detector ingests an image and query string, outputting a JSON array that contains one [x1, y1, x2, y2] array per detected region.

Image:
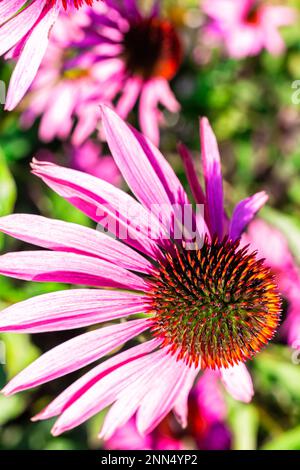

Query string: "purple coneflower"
[[241, 219, 300, 350], [73, 0, 182, 145], [19, 1, 182, 145], [203, 0, 296, 59], [0, 0, 96, 110], [0, 106, 280, 438]]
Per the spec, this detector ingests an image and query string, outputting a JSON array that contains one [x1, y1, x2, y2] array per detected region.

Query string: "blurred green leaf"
[[262, 426, 300, 450], [228, 401, 259, 450], [0, 395, 27, 426], [0, 148, 16, 216], [0, 333, 40, 379]]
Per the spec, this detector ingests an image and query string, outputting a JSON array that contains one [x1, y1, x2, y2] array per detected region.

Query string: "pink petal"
[[200, 117, 224, 239], [0, 289, 149, 333], [116, 76, 142, 119], [99, 351, 168, 439], [0, 0, 25, 23], [5, 4, 60, 110], [178, 143, 206, 204], [0, 250, 149, 291], [51, 347, 160, 436], [33, 339, 160, 422], [38, 82, 75, 142], [220, 363, 254, 403], [31, 160, 161, 259], [2, 318, 151, 395], [173, 365, 199, 428], [0, 214, 154, 274], [136, 354, 188, 435], [229, 191, 268, 241], [0, 0, 45, 56]]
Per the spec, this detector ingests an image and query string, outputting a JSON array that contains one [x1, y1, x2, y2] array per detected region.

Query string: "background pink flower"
[[0, 0, 95, 110], [203, 0, 296, 58], [19, 1, 182, 145], [20, 9, 104, 145], [241, 219, 300, 349]]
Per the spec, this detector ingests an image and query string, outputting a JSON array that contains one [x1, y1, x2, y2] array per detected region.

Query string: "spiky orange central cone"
[[123, 18, 182, 80], [150, 236, 281, 369]]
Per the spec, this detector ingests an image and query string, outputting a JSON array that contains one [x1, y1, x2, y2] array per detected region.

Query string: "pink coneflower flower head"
[[20, 9, 108, 145], [20, 0, 182, 145], [0, 107, 280, 438], [241, 219, 300, 349], [74, 0, 182, 145], [0, 0, 96, 110], [203, 0, 296, 58]]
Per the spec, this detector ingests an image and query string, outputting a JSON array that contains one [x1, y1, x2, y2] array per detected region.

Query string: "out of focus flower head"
[[203, 0, 296, 59], [105, 371, 231, 450], [20, 9, 106, 145], [241, 219, 300, 349], [0, 0, 97, 110], [21, 0, 183, 146]]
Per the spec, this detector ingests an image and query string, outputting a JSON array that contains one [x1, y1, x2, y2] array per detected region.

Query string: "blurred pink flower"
[[105, 417, 183, 450], [0, 107, 280, 438], [70, 140, 121, 186], [86, 0, 182, 145], [241, 219, 300, 348], [0, 0, 95, 110], [203, 0, 296, 58], [20, 9, 105, 145], [20, 0, 182, 145]]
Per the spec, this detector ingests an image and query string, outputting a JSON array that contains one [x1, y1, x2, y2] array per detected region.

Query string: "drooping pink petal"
[[99, 351, 169, 440], [0, 289, 149, 333], [152, 78, 180, 114], [138, 82, 161, 146], [51, 347, 162, 436], [31, 160, 162, 258], [0, 1, 45, 56], [33, 339, 160, 422], [0, 214, 154, 274], [136, 354, 188, 435], [38, 82, 76, 142], [173, 364, 199, 428], [0, 0, 26, 23], [0, 251, 149, 291], [138, 79, 180, 146], [116, 76, 142, 119], [101, 105, 197, 241], [2, 318, 151, 396], [200, 117, 224, 239], [220, 363, 254, 403], [229, 191, 268, 241], [5, 4, 60, 110]]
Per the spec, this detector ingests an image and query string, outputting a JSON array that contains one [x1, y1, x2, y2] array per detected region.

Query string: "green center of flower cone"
[[149, 236, 281, 369]]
